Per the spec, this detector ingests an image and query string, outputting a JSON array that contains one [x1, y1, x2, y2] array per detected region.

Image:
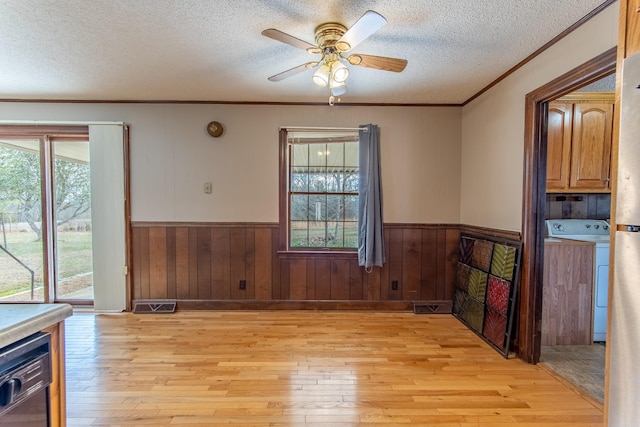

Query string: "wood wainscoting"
[[131, 222, 463, 310]]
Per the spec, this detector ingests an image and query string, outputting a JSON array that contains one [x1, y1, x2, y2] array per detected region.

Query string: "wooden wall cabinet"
[[546, 93, 614, 193]]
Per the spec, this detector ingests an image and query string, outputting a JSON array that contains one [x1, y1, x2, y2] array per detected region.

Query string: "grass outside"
[[290, 221, 358, 248], [0, 229, 92, 299]]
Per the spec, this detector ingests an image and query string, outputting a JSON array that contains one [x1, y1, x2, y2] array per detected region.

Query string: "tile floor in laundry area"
[[540, 344, 605, 404]]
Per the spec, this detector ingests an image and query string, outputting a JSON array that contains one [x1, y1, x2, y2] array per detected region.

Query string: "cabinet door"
[[569, 102, 613, 191], [546, 103, 573, 191], [542, 242, 594, 346]]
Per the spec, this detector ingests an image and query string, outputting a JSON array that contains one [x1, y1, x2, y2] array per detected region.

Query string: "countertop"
[[0, 304, 73, 348]]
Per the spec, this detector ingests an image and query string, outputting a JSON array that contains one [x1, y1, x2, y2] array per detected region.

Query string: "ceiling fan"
[[261, 10, 407, 104]]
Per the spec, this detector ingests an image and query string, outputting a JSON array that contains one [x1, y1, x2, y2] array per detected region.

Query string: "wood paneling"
[[254, 228, 272, 300], [313, 258, 330, 300], [402, 228, 422, 300], [148, 227, 167, 298], [387, 228, 404, 300], [188, 228, 198, 298], [175, 227, 189, 299], [365, 262, 381, 300], [444, 228, 461, 299], [197, 228, 212, 299], [331, 259, 350, 300], [131, 223, 464, 308], [421, 229, 438, 300], [436, 229, 448, 300], [229, 227, 245, 300], [289, 258, 307, 300], [135, 227, 150, 299], [211, 227, 230, 299], [165, 227, 176, 299], [349, 259, 364, 299]]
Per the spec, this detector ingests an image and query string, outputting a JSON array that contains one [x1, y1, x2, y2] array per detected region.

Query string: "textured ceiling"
[[0, 0, 609, 104]]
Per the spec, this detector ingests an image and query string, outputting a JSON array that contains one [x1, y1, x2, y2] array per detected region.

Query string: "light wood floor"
[[64, 311, 603, 426]]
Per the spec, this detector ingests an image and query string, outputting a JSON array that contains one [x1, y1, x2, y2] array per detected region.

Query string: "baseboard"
[[177, 300, 415, 311], [128, 299, 455, 312]]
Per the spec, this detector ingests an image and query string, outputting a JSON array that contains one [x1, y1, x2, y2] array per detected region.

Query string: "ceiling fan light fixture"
[[335, 41, 351, 52], [331, 61, 349, 83], [312, 63, 331, 87], [329, 75, 345, 88], [329, 75, 346, 97], [347, 55, 362, 66], [331, 85, 347, 96]]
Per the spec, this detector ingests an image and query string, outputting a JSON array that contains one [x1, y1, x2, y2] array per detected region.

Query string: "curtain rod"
[[281, 126, 368, 132]]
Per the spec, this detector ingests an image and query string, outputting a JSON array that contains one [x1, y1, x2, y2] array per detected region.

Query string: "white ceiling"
[[0, 0, 608, 105]]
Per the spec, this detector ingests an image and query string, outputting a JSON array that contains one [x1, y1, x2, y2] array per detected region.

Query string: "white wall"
[[460, 3, 619, 231], [0, 103, 461, 224]]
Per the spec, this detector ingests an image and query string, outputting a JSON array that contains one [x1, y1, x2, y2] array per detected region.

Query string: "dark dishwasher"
[[0, 332, 52, 427]]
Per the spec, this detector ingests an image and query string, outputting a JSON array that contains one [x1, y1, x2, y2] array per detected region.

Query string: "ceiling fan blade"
[[347, 54, 407, 72], [335, 10, 387, 52], [267, 61, 319, 82], [261, 29, 321, 53]]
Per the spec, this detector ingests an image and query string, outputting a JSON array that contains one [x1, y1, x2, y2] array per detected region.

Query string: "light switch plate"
[[203, 182, 212, 194]]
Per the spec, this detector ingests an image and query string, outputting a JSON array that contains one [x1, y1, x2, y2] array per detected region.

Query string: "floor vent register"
[[133, 300, 176, 314], [413, 301, 452, 314]]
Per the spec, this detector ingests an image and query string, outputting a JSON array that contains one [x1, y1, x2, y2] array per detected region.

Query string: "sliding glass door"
[[0, 127, 93, 303], [0, 139, 45, 301], [52, 138, 94, 301]]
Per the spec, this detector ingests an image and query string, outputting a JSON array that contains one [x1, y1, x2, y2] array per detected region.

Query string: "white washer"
[[546, 219, 610, 342]]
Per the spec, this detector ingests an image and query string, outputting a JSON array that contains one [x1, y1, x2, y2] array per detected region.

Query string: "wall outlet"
[[239, 280, 246, 290], [391, 280, 399, 291]]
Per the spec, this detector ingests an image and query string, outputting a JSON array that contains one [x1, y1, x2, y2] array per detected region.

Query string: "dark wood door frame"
[[519, 46, 617, 363]]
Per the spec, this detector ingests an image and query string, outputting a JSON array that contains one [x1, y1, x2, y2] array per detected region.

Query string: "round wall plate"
[[207, 121, 223, 137]]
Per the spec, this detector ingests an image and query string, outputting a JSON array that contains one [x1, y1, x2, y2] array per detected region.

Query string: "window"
[[280, 128, 359, 251]]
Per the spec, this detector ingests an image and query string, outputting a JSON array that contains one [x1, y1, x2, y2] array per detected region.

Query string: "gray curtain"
[[358, 124, 385, 270]]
